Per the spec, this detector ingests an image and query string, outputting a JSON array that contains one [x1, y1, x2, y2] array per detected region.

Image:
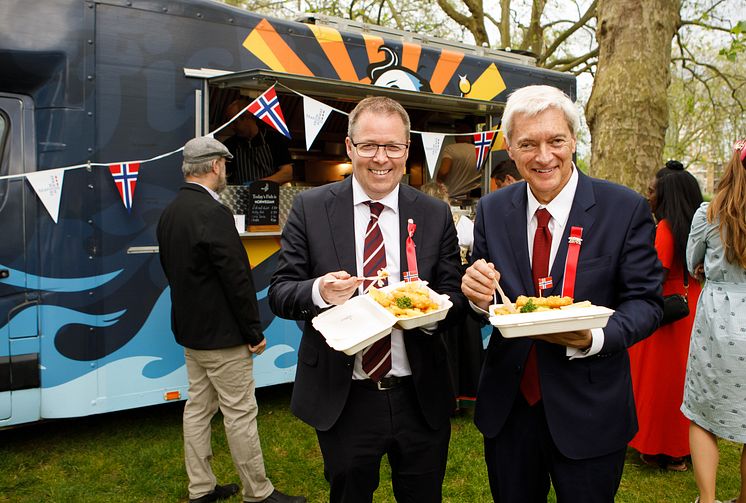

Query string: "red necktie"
[[520, 208, 552, 405], [362, 202, 391, 381]]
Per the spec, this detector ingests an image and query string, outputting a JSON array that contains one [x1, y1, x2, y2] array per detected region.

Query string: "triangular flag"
[[247, 85, 291, 138], [420, 132, 445, 178], [473, 131, 497, 170], [303, 95, 333, 151], [492, 128, 505, 151], [109, 162, 140, 213], [26, 168, 65, 223]]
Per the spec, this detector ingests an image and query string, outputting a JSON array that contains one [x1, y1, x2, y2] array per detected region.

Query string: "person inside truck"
[[435, 119, 482, 199], [223, 98, 293, 186], [490, 158, 523, 191]]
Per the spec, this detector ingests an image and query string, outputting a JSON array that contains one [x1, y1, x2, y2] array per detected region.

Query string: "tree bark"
[[586, 0, 680, 193]]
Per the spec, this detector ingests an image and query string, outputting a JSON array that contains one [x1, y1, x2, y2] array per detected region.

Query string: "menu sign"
[[248, 181, 280, 231]]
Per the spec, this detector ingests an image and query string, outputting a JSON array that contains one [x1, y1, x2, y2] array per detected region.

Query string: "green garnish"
[[520, 299, 537, 313], [395, 296, 413, 309]]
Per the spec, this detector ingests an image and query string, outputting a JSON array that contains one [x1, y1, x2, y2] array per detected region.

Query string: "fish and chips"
[[368, 282, 440, 318], [491, 295, 592, 315]]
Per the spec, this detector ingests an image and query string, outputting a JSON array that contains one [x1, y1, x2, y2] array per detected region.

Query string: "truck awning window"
[[205, 69, 503, 116]]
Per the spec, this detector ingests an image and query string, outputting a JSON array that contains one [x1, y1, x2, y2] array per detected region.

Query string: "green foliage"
[[0, 385, 743, 502], [718, 20, 746, 62]]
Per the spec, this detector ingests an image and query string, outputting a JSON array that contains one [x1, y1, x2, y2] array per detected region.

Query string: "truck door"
[[0, 94, 40, 425]]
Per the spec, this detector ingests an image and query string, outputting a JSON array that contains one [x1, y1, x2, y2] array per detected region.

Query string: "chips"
[[368, 283, 440, 319]]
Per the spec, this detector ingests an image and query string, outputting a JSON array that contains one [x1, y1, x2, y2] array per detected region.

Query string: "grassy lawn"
[[1, 384, 742, 502]]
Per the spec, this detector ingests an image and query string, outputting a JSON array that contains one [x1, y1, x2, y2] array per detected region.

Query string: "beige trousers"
[[183, 345, 274, 502]]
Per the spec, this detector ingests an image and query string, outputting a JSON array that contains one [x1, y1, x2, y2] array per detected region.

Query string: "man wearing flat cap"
[[157, 137, 305, 503]]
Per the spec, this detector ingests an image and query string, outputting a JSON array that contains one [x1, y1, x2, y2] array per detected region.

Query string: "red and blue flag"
[[248, 85, 291, 138], [473, 131, 496, 170], [109, 162, 140, 213], [538, 276, 553, 292], [403, 271, 419, 282]]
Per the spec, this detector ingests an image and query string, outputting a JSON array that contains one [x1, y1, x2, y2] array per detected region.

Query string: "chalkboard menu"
[[248, 180, 280, 231]]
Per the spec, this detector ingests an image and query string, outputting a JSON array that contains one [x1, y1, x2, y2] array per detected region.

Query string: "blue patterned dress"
[[681, 202, 746, 442]]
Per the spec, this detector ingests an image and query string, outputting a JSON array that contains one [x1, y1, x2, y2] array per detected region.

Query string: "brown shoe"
[[665, 456, 688, 472]]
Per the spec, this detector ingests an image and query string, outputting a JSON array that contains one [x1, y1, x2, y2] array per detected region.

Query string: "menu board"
[[248, 180, 280, 231]]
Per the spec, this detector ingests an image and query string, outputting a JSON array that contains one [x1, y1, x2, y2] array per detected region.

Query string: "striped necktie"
[[362, 201, 391, 381]]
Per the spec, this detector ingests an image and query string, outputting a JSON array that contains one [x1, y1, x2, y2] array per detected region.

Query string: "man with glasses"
[[269, 96, 465, 502], [461, 85, 663, 502]]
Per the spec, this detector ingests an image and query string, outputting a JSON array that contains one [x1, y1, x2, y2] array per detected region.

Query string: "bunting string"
[[0, 81, 503, 222]]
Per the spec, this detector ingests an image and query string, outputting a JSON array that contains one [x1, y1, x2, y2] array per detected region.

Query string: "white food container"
[[311, 295, 397, 355], [311, 281, 452, 354], [488, 304, 615, 338], [375, 281, 452, 330]]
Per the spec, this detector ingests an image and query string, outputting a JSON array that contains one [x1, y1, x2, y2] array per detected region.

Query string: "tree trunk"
[[586, 0, 680, 193]]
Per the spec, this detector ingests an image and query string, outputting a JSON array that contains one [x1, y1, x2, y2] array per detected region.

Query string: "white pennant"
[[26, 168, 65, 223], [303, 95, 333, 151], [420, 133, 446, 178]]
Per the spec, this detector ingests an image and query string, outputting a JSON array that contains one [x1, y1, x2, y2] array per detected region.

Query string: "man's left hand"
[[249, 339, 267, 355], [532, 329, 592, 350]]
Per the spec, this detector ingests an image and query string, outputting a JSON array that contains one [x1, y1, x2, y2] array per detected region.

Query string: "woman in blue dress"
[[682, 140, 746, 503]]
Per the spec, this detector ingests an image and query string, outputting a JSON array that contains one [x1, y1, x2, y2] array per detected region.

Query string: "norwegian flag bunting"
[[109, 162, 140, 213], [247, 85, 291, 138], [473, 131, 496, 170]]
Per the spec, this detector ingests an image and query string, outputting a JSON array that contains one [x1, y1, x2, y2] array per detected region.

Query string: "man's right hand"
[[319, 271, 363, 306], [462, 258, 499, 312]]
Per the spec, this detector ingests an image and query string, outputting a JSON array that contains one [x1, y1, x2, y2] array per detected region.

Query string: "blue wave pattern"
[[0, 264, 123, 292], [1, 266, 300, 390]]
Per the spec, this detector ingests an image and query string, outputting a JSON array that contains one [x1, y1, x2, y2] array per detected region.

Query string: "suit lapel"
[[398, 186, 423, 278], [505, 187, 534, 296], [326, 177, 357, 276], [548, 170, 597, 296]]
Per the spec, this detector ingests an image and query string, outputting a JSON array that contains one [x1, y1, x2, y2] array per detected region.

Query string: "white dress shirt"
[[524, 166, 603, 358], [312, 176, 412, 379]]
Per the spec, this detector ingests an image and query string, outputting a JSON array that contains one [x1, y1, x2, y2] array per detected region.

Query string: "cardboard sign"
[[248, 180, 280, 232]]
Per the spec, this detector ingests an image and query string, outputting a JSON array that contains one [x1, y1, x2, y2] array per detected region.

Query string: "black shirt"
[[224, 129, 292, 185]]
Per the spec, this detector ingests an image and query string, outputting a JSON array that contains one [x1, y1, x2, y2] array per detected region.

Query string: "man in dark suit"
[[157, 136, 305, 503], [269, 97, 464, 503], [461, 85, 663, 502]]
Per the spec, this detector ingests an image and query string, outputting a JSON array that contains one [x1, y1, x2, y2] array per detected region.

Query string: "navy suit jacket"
[[473, 169, 663, 459], [269, 177, 465, 431]]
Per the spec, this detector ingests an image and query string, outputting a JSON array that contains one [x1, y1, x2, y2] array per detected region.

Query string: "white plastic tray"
[[312, 295, 398, 355], [374, 281, 453, 330], [488, 304, 614, 338]]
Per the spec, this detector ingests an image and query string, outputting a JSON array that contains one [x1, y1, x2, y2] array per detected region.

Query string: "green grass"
[[1, 384, 742, 502]]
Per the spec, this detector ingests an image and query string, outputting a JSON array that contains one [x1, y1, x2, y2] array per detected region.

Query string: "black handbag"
[[660, 263, 689, 326]]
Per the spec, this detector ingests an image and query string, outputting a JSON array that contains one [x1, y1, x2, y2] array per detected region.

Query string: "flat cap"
[[183, 136, 234, 163]]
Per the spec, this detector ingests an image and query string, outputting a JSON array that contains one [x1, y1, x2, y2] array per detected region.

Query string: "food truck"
[[0, 0, 575, 427]]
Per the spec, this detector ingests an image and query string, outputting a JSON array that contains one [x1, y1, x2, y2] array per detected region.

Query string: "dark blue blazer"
[[269, 177, 466, 431], [473, 169, 663, 459]]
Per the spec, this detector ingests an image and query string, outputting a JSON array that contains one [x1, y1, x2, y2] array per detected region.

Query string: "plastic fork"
[[493, 277, 517, 313]]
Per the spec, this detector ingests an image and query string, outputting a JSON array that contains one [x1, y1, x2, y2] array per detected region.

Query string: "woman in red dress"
[[629, 160, 703, 471]]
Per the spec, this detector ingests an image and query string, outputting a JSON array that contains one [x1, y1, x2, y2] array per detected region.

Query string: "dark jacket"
[[473, 169, 664, 459], [157, 183, 264, 349], [268, 177, 465, 431]]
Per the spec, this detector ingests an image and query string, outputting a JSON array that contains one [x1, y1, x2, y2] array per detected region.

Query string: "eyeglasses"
[[351, 142, 409, 159], [514, 138, 571, 154]]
